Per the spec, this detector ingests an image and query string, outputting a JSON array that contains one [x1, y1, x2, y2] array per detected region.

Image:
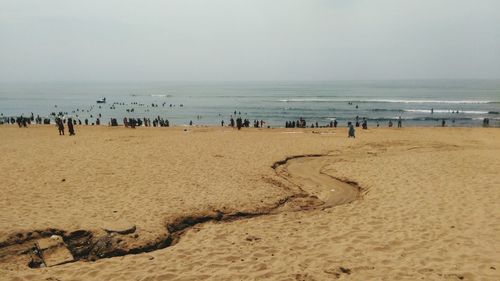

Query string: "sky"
[[0, 0, 499, 81]]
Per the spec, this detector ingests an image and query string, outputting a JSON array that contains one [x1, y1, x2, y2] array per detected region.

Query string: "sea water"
[[0, 80, 499, 127]]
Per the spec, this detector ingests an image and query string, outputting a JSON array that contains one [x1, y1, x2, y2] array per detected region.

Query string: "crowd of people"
[[0, 113, 50, 127], [483, 118, 490, 127], [222, 116, 266, 130], [1, 100, 496, 138], [121, 116, 171, 128], [285, 118, 308, 128]]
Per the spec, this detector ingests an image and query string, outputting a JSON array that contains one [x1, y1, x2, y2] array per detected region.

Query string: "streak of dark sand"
[[0, 154, 362, 269]]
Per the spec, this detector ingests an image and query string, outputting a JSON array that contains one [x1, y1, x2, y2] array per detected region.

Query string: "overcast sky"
[[1, 0, 499, 81]]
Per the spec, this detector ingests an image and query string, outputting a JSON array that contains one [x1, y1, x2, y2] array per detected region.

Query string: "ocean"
[[1, 80, 499, 127]]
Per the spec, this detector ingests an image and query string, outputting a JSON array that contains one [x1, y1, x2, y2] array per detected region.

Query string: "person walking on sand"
[[348, 123, 355, 138], [56, 117, 64, 135]]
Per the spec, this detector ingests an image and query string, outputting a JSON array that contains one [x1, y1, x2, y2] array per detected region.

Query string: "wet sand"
[[0, 125, 499, 280]]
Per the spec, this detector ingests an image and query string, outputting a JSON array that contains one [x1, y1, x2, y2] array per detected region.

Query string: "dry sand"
[[0, 125, 499, 280]]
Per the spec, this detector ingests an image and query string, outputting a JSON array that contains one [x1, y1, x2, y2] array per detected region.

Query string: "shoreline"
[[1, 123, 498, 129]]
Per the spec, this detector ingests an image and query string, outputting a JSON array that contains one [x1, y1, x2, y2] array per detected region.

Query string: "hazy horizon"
[[1, 0, 500, 82], [2, 78, 500, 83]]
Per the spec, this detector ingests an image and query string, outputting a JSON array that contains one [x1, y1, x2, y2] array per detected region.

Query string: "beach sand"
[[0, 125, 499, 280]]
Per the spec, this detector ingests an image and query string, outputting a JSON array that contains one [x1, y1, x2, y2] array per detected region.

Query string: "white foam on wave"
[[473, 117, 500, 120], [366, 99, 491, 104], [405, 109, 489, 114], [279, 98, 338, 102], [278, 98, 492, 104]]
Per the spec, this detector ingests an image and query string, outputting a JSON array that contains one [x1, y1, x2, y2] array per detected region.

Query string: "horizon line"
[[1, 78, 500, 84]]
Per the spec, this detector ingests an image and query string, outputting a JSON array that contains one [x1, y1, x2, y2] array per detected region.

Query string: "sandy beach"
[[0, 125, 499, 280]]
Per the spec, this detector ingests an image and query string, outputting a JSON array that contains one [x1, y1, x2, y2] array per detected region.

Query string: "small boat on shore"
[[96, 98, 106, 104]]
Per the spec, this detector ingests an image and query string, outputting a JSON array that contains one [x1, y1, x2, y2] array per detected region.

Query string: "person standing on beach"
[[348, 123, 355, 138], [236, 117, 242, 130], [67, 117, 75, 136], [362, 118, 368, 129], [398, 116, 402, 128]]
